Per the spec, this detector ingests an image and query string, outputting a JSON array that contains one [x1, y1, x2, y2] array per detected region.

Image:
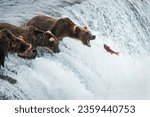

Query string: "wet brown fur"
[[0, 29, 32, 68], [26, 15, 96, 47], [0, 23, 60, 59]]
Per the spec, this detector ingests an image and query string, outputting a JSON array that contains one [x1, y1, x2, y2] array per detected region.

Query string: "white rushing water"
[[0, 0, 150, 99]]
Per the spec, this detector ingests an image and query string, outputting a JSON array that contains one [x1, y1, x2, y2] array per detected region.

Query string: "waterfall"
[[0, 0, 150, 99]]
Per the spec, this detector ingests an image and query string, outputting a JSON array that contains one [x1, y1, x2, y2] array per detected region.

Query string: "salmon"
[[104, 44, 119, 56]]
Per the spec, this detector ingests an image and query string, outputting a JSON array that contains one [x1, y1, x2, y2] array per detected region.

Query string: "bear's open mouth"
[[87, 40, 91, 47]]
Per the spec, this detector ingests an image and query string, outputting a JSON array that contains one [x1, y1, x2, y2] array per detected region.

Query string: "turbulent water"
[[0, 0, 150, 99]]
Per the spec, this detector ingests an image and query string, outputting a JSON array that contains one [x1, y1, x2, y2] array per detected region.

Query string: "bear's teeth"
[[87, 40, 91, 47]]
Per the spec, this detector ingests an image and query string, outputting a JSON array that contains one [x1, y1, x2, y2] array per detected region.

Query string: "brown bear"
[[26, 15, 96, 47], [0, 23, 60, 59], [0, 29, 33, 68]]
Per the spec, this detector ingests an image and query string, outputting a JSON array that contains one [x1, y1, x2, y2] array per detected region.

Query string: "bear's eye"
[[85, 32, 89, 35]]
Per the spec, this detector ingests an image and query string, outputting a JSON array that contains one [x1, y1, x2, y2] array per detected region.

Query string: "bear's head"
[[44, 31, 60, 53], [29, 26, 60, 53], [51, 17, 96, 47], [12, 36, 32, 54], [0, 29, 32, 54], [73, 26, 96, 47]]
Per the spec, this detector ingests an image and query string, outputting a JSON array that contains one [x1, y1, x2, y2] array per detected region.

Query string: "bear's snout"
[[91, 35, 96, 40], [53, 47, 60, 53]]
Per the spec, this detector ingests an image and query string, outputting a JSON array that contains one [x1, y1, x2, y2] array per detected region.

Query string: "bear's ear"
[[46, 31, 53, 35], [49, 37, 55, 42], [73, 26, 81, 34], [83, 26, 88, 30], [46, 31, 59, 41]]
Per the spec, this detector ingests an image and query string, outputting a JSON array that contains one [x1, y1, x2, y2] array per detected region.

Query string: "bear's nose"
[[91, 35, 96, 40], [54, 48, 60, 53], [57, 48, 60, 53]]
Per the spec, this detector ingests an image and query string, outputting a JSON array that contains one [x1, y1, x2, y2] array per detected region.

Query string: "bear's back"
[[0, 23, 25, 36], [26, 15, 56, 31]]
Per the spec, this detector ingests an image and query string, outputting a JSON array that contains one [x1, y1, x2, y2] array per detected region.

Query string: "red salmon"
[[104, 44, 119, 56]]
